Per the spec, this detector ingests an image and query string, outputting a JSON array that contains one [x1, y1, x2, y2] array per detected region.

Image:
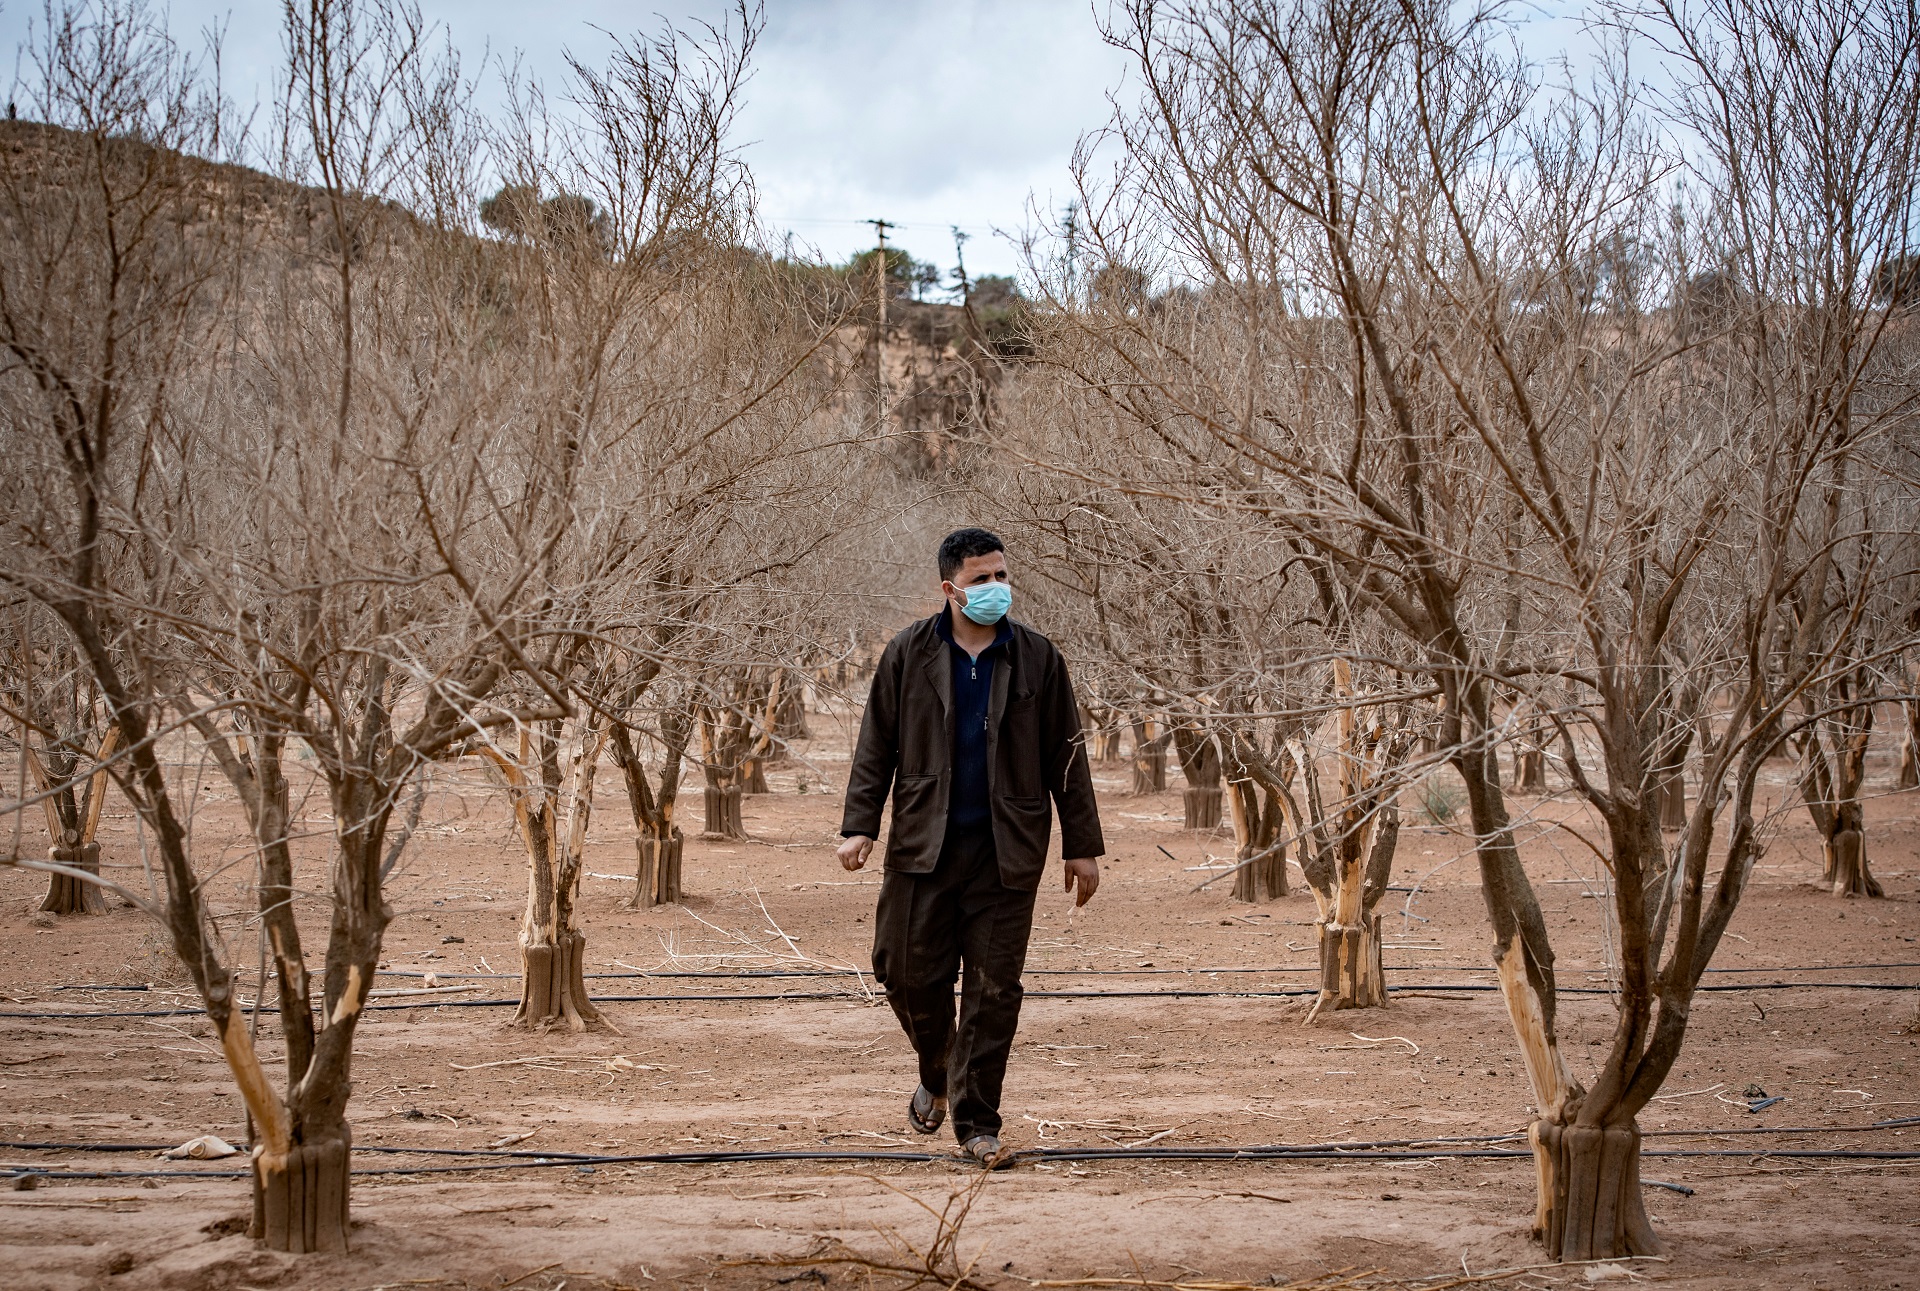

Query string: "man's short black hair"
[[938, 527, 1005, 582]]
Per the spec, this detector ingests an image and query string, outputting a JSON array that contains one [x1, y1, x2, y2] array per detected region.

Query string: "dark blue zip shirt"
[[936, 606, 1011, 835]]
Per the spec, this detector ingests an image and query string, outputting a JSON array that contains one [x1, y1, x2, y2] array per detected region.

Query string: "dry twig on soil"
[[722, 1171, 994, 1289]]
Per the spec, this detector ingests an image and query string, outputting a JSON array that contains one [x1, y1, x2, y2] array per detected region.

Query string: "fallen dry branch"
[[1024, 1272, 1384, 1291], [722, 1172, 994, 1290], [660, 887, 876, 1001], [367, 985, 483, 1000], [1022, 1115, 1168, 1141], [1025, 1268, 1554, 1291], [455, 1268, 650, 1291], [1132, 1191, 1294, 1206], [727, 1235, 993, 1291], [726, 1200, 1554, 1291]]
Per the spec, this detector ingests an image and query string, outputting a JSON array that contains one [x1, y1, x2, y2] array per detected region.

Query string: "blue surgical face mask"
[[954, 580, 1012, 626]]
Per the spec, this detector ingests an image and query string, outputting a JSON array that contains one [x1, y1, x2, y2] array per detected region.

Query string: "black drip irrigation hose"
[[44, 962, 1920, 991], [6, 975, 1916, 1019], [365, 961, 1920, 980], [9, 1122, 1918, 1182], [9, 1118, 1916, 1161], [8, 1138, 1920, 1182]]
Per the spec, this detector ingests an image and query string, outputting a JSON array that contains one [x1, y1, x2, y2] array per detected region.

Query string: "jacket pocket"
[[995, 795, 1052, 889], [885, 773, 944, 871], [892, 773, 939, 820], [999, 794, 1051, 848]]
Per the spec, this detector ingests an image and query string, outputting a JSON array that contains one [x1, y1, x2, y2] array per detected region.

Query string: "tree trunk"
[[516, 928, 602, 1029], [1801, 717, 1882, 898], [1312, 913, 1384, 1013], [251, 1129, 352, 1254], [492, 725, 613, 1031], [1529, 1118, 1661, 1262], [1087, 708, 1123, 762], [630, 828, 684, 908], [743, 671, 786, 790], [27, 726, 116, 915], [1130, 719, 1167, 794], [1485, 914, 1633, 1263], [1651, 711, 1694, 832], [1656, 772, 1687, 831], [39, 842, 105, 915], [703, 783, 744, 838], [1183, 786, 1222, 829], [1896, 699, 1918, 790], [1230, 840, 1287, 901], [1514, 746, 1547, 794], [1228, 779, 1287, 901], [700, 699, 752, 836], [773, 678, 810, 742], [1133, 746, 1166, 793], [609, 710, 689, 904], [1304, 806, 1397, 1020], [1296, 673, 1404, 1019], [1824, 824, 1881, 898], [1175, 728, 1223, 829], [1510, 702, 1547, 794]]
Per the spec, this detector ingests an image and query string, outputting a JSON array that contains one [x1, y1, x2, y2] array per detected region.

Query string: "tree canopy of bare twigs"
[[990, 0, 1920, 1263], [0, 0, 850, 1252]]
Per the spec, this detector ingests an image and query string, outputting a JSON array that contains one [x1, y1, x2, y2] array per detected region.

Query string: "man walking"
[[837, 528, 1105, 1168]]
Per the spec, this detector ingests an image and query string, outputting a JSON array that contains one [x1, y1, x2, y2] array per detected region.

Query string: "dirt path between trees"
[[3, 717, 1918, 1290]]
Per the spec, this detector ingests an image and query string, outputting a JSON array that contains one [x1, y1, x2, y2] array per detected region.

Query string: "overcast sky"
[[1, 0, 1142, 284], [2, 1, 1594, 288]]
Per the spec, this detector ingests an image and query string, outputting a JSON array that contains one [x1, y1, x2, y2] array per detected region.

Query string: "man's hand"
[[837, 834, 875, 872], [1064, 856, 1100, 906]]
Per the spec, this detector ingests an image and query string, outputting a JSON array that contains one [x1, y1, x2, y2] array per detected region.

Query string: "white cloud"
[[0, 1, 1621, 282], [695, 0, 1132, 279], [1, 0, 1128, 279]]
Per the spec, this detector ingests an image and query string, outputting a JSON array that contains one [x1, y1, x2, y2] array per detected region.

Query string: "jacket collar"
[[920, 607, 1013, 717], [934, 603, 1012, 653]]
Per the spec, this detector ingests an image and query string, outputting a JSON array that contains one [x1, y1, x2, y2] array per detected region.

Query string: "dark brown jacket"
[[841, 613, 1105, 890]]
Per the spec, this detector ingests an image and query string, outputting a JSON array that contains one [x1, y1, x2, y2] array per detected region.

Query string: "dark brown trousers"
[[871, 824, 1037, 1144]]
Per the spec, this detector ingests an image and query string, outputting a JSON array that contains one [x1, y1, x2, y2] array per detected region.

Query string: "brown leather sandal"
[[961, 1134, 1012, 1169], [908, 1084, 947, 1135]]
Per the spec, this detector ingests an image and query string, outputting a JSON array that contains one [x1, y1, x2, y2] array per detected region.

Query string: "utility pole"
[[1062, 200, 1081, 302], [866, 217, 894, 437], [951, 226, 971, 306]]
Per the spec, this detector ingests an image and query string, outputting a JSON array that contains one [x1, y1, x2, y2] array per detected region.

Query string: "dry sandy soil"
[[3, 704, 1918, 1291]]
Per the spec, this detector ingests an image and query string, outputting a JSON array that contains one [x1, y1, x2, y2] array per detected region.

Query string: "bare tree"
[[1899, 654, 1920, 788], [610, 674, 693, 907], [436, 1, 845, 1028], [1289, 663, 1414, 1017], [1645, 0, 1920, 898], [1008, 0, 1917, 1262], [0, 0, 350, 1250], [0, 608, 118, 912], [0, 0, 807, 1248]]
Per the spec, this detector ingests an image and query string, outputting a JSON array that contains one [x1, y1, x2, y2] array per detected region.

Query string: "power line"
[[771, 217, 998, 233]]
